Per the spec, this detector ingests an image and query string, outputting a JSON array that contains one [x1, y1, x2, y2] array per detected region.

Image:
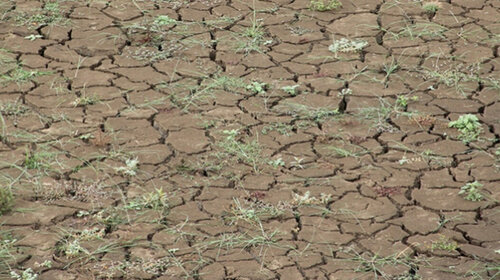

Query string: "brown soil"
[[0, 0, 499, 279]]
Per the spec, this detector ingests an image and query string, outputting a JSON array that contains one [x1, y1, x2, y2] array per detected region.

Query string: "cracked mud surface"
[[0, 0, 499, 279]]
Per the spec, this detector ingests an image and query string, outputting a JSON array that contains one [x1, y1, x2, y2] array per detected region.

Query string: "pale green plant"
[[448, 114, 482, 143], [281, 85, 299, 96], [126, 188, 169, 213], [292, 191, 332, 206], [246, 81, 267, 94], [14, 2, 69, 29], [115, 157, 139, 176], [308, 0, 342, 11], [218, 129, 263, 173], [71, 94, 100, 107], [0, 185, 14, 216], [329, 38, 368, 56], [431, 235, 458, 252], [10, 268, 38, 280], [268, 157, 285, 168], [422, 2, 440, 14], [459, 181, 484, 202]]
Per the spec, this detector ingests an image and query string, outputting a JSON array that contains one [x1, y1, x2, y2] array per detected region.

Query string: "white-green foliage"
[[329, 38, 368, 55]]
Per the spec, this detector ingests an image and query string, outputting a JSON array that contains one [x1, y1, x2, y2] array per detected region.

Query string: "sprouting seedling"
[[448, 114, 482, 143], [268, 157, 285, 168], [329, 38, 368, 57], [246, 81, 267, 94], [338, 88, 352, 97], [154, 15, 177, 26], [459, 181, 484, 201], [308, 0, 342, 11], [115, 157, 139, 176], [281, 85, 299, 96]]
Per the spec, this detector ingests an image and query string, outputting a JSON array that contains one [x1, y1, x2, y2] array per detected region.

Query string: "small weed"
[[94, 208, 126, 232], [246, 81, 268, 94], [226, 198, 284, 225], [279, 103, 340, 124], [281, 85, 299, 96], [268, 157, 285, 168], [422, 63, 480, 96], [14, 2, 69, 29], [308, 0, 342, 11], [168, 75, 246, 111], [58, 239, 88, 258], [0, 187, 14, 215], [355, 98, 412, 132], [448, 114, 482, 143], [218, 129, 264, 173], [329, 38, 368, 57], [459, 181, 484, 202], [24, 35, 43, 41], [235, 3, 271, 53], [422, 1, 440, 14], [292, 191, 332, 206], [0, 231, 16, 274], [0, 101, 29, 117], [199, 229, 282, 252], [1, 67, 51, 85], [342, 247, 419, 280], [396, 95, 409, 109], [328, 146, 366, 158], [430, 235, 458, 252], [261, 122, 294, 136], [24, 150, 55, 171], [10, 268, 38, 280], [385, 22, 448, 41], [126, 188, 169, 213], [115, 157, 139, 176], [153, 15, 177, 26], [71, 94, 99, 107], [338, 88, 352, 97]]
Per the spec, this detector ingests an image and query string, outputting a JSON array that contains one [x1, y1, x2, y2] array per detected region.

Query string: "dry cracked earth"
[[0, 0, 499, 279]]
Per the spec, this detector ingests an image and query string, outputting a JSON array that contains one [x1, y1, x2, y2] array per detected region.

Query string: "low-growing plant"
[[246, 81, 267, 94], [0, 187, 14, 215], [115, 157, 139, 176], [329, 38, 368, 57], [396, 96, 409, 109], [0, 101, 29, 117], [279, 102, 340, 124], [1, 67, 51, 85], [281, 85, 299, 96], [422, 2, 440, 14], [14, 1, 69, 30], [431, 235, 458, 252], [448, 114, 482, 143], [341, 247, 420, 280], [268, 157, 285, 168], [218, 129, 263, 172], [308, 0, 342, 11], [226, 198, 284, 225], [261, 122, 294, 136], [72, 94, 99, 107], [10, 268, 38, 280], [338, 88, 352, 97], [24, 149, 56, 171], [0, 231, 16, 274], [459, 181, 484, 201], [126, 188, 169, 214], [292, 191, 332, 206]]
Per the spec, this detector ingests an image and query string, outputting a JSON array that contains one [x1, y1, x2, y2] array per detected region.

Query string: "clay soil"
[[0, 0, 499, 279]]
